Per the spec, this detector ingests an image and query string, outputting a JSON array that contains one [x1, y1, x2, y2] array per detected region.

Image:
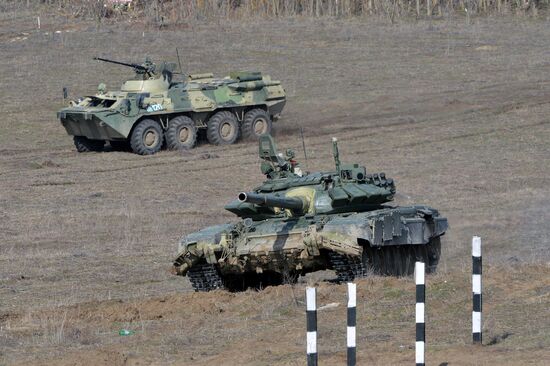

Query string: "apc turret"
[[173, 135, 448, 291], [57, 57, 286, 155]]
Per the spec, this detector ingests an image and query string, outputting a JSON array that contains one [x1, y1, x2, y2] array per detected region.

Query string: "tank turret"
[[224, 135, 395, 219]]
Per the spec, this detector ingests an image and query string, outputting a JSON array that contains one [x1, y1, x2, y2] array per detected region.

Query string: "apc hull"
[[59, 110, 130, 140], [59, 99, 286, 140]]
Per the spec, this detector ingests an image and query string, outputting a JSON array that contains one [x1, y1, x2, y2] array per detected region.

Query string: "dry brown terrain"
[[0, 9, 549, 365]]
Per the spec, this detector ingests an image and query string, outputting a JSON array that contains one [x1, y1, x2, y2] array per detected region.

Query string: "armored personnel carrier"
[[173, 135, 448, 291], [57, 57, 286, 155]]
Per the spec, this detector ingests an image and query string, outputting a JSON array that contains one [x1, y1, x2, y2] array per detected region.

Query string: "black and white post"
[[415, 262, 426, 366], [306, 287, 318, 366], [347, 282, 357, 366], [472, 236, 482, 345]]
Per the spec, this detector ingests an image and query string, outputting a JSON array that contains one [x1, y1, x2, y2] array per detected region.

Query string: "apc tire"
[[73, 136, 104, 153], [207, 111, 239, 145], [130, 119, 163, 155], [242, 108, 272, 140], [166, 116, 197, 150]]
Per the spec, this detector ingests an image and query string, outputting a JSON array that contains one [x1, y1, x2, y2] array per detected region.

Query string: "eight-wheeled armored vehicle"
[[173, 135, 448, 291], [57, 57, 286, 155]]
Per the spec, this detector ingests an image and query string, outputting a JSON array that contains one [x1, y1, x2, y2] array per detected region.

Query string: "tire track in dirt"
[[298, 89, 550, 152], [1, 80, 546, 180], [397, 119, 550, 149]]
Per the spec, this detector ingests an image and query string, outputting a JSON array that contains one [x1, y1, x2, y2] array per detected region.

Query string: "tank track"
[[187, 263, 224, 292], [328, 238, 441, 282], [328, 252, 367, 282]]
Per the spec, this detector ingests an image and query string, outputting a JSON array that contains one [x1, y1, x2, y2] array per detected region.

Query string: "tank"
[[173, 135, 448, 291], [57, 57, 286, 155]]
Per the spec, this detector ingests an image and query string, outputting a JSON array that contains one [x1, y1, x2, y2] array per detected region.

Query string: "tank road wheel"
[[73, 136, 104, 153], [130, 119, 163, 155], [207, 111, 239, 145], [359, 242, 438, 277], [166, 116, 197, 150], [241, 108, 272, 140], [426, 237, 441, 273], [412, 244, 430, 271], [402, 246, 416, 276]]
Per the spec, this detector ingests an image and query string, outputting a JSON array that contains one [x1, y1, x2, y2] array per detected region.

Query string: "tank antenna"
[[332, 137, 341, 174], [300, 126, 309, 168], [62, 86, 68, 105], [176, 48, 183, 75]]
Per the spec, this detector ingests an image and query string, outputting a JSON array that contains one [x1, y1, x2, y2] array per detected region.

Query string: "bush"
[[4, 0, 549, 23]]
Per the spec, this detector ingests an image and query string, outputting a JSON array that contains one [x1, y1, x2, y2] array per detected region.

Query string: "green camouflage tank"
[[173, 135, 448, 291], [57, 57, 286, 155]]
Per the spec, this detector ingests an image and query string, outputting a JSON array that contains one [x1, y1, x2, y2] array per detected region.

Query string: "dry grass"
[[1, 266, 549, 365], [0, 10, 549, 366], [1, 0, 549, 25]]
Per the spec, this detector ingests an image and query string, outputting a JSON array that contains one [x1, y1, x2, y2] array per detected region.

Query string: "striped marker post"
[[472, 236, 482, 345], [415, 262, 426, 366], [306, 287, 318, 366], [347, 282, 357, 366]]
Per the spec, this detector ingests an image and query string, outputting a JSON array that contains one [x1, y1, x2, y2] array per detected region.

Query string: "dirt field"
[[1, 9, 549, 365]]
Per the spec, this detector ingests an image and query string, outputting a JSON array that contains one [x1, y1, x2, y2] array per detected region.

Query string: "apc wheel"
[[130, 119, 163, 155], [207, 111, 239, 145], [73, 136, 104, 152], [242, 108, 272, 140], [166, 116, 197, 150]]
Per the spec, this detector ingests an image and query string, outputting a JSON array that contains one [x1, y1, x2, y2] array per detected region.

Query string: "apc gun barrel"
[[238, 192, 305, 211], [93, 57, 146, 71]]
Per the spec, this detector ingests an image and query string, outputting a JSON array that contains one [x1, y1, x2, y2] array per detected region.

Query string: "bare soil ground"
[[0, 10, 549, 365]]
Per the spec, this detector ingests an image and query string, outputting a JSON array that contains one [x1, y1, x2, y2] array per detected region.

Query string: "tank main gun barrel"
[[93, 57, 148, 72], [238, 192, 305, 211]]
